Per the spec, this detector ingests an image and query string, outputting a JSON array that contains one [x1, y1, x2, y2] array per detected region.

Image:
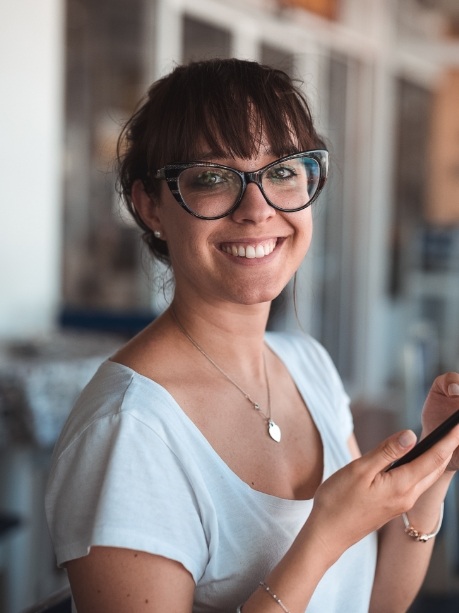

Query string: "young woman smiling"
[[46, 58, 459, 613]]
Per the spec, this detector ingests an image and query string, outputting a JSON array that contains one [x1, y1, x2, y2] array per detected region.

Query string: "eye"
[[266, 164, 298, 182], [195, 170, 225, 186], [188, 167, 236, 189]]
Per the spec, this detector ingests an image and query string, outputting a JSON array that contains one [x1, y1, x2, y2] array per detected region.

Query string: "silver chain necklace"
[[171, 309, 282, 443]]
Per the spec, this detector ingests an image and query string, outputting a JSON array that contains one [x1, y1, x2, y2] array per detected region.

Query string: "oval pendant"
[[268, 420, 281, 443]]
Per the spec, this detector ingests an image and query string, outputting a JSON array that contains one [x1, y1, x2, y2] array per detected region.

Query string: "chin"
[[227, 284, 285, 306]]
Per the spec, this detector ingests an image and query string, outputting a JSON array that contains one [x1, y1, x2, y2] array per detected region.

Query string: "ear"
[[131, 179, 164, 237]]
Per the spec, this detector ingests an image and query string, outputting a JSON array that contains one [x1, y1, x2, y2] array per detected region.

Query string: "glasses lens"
[[177, 166, 242, 217], [261, 155, 320, 210]]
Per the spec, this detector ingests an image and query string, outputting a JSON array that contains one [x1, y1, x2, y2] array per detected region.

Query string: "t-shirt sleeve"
[[45, 407, 209, 582]]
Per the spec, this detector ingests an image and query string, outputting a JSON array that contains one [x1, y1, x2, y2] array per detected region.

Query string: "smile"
[[220, 239, 277, 259]]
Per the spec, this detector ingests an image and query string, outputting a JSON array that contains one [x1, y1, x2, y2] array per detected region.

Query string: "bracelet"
[[259, 581, 291, 613], [402, 502, 444, 542]]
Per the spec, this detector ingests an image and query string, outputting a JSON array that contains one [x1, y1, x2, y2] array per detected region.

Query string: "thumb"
[[364, 430, 417, 472]]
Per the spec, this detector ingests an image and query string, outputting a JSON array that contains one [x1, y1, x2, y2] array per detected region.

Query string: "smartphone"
[[385, 409, 459, 472]]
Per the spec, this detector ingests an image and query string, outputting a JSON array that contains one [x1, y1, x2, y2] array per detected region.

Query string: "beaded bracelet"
[[236, 582, 292, 612], [259, 581, 291, 612], [402, 502, 444, 542]]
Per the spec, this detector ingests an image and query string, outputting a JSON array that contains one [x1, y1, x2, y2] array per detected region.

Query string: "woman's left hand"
[[422, 372, 459, 471]]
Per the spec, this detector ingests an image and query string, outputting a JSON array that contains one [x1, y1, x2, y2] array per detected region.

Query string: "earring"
[[153, 230, 162, 239]]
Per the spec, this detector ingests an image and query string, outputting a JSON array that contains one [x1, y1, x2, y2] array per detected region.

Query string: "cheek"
[[159, 202, 198, 246], [164, 219, 212, 271]]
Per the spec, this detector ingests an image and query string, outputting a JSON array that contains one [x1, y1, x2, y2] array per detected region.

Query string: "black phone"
[[385, 409, 459, 472]]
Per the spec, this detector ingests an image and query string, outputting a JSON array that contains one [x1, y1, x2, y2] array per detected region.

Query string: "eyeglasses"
[[152, 150, 328, 220]]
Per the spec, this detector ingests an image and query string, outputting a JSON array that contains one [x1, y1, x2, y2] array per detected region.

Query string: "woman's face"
[[140, 139, 314, 310]]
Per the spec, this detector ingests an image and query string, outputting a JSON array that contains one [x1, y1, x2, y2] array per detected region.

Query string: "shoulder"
[[265, 330, 337, 373], [51, 359, 182, 461], [46, 361, 211, 576]]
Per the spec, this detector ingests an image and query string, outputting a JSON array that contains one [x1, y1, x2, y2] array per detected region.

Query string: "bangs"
[[149, 59, 324, 167], [168, 98, 303, 162]]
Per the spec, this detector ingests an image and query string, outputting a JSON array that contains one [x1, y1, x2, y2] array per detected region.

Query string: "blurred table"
[[0, 331, 122, 449]]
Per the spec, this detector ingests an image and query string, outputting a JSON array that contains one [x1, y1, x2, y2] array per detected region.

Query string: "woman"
[[46, 58, 459, 612]]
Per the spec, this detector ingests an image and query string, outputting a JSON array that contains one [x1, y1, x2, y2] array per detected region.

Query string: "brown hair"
[[117, 58, 325, 262]]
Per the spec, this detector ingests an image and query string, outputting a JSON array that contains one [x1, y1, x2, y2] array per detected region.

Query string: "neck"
[[168, 300, 282, 443], [168, 298, 271, 378]]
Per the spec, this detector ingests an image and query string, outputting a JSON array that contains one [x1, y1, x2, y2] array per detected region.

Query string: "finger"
[[422, 372, 459, 433], [428, 372, 459, 398], [359, 430, 418, 474], [389, 423, 459, 483], [447, 373, 459, 397]]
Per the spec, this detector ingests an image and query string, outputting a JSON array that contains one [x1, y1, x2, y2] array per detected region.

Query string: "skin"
[[146, 147, 314, 310], [66, 141, 459, 613]]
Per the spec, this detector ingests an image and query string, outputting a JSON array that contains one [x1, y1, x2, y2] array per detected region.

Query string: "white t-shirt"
[[45, 332, 377, 612]]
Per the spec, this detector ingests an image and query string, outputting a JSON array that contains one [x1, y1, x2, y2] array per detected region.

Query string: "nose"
[[230, 181, 276, 224]]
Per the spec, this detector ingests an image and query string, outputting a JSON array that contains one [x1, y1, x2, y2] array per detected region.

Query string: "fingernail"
[[399, 431, 416, 448], [448, 383, 459, 397]]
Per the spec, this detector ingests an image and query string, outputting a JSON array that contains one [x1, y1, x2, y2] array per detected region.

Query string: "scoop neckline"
[[105, 334, 327, 505]]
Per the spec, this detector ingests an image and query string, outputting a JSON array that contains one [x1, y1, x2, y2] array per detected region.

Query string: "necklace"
[[171, 309, 282, 443]]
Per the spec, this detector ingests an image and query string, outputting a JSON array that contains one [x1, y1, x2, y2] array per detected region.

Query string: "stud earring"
[[154, 230, 162, 239]]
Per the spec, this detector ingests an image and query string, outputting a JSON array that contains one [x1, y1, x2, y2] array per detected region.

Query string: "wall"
[[0, 0, 64, 339]]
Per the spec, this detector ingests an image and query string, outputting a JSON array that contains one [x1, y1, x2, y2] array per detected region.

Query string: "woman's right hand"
[[307, 423, 459, 564]]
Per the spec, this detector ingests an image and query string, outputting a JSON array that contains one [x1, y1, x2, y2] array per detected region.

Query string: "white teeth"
[[255, 244, 265, 258], [223, 240, 276, 259]]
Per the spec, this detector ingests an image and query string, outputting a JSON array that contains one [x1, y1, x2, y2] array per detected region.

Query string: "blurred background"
[[0, 0, 459, 611]]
